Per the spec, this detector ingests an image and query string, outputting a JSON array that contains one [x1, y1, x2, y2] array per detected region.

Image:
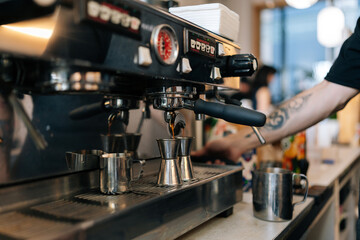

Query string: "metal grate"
[[0, 165, 236, 239], [31, 199, 114, 221], [131, 174, 178, 195], [0, 212, 71, 240], [130, 165, 228, 195], [74, 191, 152, 210], [193, 165, 228, 180]]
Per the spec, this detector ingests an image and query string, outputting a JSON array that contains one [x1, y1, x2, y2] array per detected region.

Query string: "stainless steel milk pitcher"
[[252, 167, 308, 221], [100, 152, 145, 194]]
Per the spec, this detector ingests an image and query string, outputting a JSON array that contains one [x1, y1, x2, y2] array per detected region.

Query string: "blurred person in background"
[[250, 65, 277, 114]]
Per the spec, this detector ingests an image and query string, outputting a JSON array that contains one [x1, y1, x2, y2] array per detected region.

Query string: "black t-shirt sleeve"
[[325, 18, 360, 90]]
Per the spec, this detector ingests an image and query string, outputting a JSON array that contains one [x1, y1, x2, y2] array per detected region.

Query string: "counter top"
[[178, 146, 360, 240], [307, 146, 360, 187], [177, 193, 314, 240]]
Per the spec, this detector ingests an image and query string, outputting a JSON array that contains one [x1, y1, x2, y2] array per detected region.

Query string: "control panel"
[[79, 0, 141, 38], [184, 29, 216, 59]]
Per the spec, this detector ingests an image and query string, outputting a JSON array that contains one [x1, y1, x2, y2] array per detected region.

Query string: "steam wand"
[[8, 92, 48, 150]]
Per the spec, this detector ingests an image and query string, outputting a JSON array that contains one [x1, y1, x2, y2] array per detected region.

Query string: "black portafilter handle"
[[193, 99, 266, 127], [217, 54, 258, 77], [69, 101, 104, 120]]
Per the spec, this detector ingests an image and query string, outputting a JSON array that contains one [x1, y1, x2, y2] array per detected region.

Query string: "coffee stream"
[[170, 121, 175, 139], [107, 114, 115, 136], [170, 121, 186, 138], [107, 112, 128, 152]]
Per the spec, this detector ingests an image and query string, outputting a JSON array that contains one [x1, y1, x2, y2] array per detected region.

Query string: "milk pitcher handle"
[[292, 173, 309, 207], [132, 159, 146, 181]]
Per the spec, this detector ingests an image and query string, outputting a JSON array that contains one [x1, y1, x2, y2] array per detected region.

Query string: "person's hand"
[[191, 133, 244, 163]]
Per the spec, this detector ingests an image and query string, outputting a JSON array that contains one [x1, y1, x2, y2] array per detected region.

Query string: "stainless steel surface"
[[156, 138, 182, 186], [156, 158, 182, 186], [177, 136, 195, 181], [65, 149, 103, 171], [252, 167, 309, 222], [149, 86, 197, 111], [0, 162, 242, 240], [100, 152, 141, 194], [156, 138, 179, 160], [104, 96, 140, 110]]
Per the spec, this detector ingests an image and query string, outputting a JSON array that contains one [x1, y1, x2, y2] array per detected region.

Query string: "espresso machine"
[[0, 0, 266, 239]]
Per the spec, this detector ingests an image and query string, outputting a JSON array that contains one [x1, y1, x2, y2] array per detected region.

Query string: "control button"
[[210, 46, 215, 55], [252, 59, 258, 71], [131, 17, 141, 31], [196, 41, 201, 50], [111, 10, 122, 24], [217, 43, 226, 56], [176, 58, 192, 74], [88, 1, 100, 18], [121, 14, 131, 28], [210, 67, 222, 80], [190, 39, 196, 49], [206, 45, 210, 53], [137, 46, 152, 67], [99, 5, 111, 21]]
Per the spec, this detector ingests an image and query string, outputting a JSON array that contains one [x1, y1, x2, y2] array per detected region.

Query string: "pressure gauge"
[[151, 24, 179, 65]]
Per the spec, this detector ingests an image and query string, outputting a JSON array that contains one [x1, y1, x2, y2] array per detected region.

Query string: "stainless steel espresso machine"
[[0, 1, 266, 239]]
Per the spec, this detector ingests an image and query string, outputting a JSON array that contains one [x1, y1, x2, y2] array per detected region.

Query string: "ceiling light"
[[317, 6, 345, 48], [285, 0, 318, 9]]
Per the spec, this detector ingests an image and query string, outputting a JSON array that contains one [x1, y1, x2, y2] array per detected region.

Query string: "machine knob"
[[176, 57, 192, 74], [217, 43, 226, 56], [217, 54, 258, 77], [136, 46, 152, 67]]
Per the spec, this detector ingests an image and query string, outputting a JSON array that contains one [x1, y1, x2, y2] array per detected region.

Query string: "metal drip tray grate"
[[193, 165, 229, 179], [31, 199, 114, 221], [0, 164, 241, 239], [74, 191, 152, 210], [131, 165, 229, 195], [0, 212, 71, 240]]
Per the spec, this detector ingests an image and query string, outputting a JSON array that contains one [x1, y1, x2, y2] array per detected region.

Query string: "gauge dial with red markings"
[[151, 24, 179, 65]]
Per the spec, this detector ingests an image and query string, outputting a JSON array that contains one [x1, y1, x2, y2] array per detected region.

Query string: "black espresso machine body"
[[0, 1, 265, 239], [0, 0, 262, 184]]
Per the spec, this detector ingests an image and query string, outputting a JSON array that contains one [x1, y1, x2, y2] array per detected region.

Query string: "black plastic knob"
[[217, 54, 258, 77]]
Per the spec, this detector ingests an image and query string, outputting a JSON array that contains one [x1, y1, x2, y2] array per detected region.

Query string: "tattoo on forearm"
[[245, 93, 312, 139]]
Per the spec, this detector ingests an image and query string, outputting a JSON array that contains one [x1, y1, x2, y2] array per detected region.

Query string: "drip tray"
[[0, 164, 243, 240]]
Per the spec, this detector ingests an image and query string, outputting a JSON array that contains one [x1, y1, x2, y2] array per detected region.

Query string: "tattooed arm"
[[192, 80, 359, 162]]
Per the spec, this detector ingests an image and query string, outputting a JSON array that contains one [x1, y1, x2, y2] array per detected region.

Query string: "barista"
[[193, 17, 360, 238]]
